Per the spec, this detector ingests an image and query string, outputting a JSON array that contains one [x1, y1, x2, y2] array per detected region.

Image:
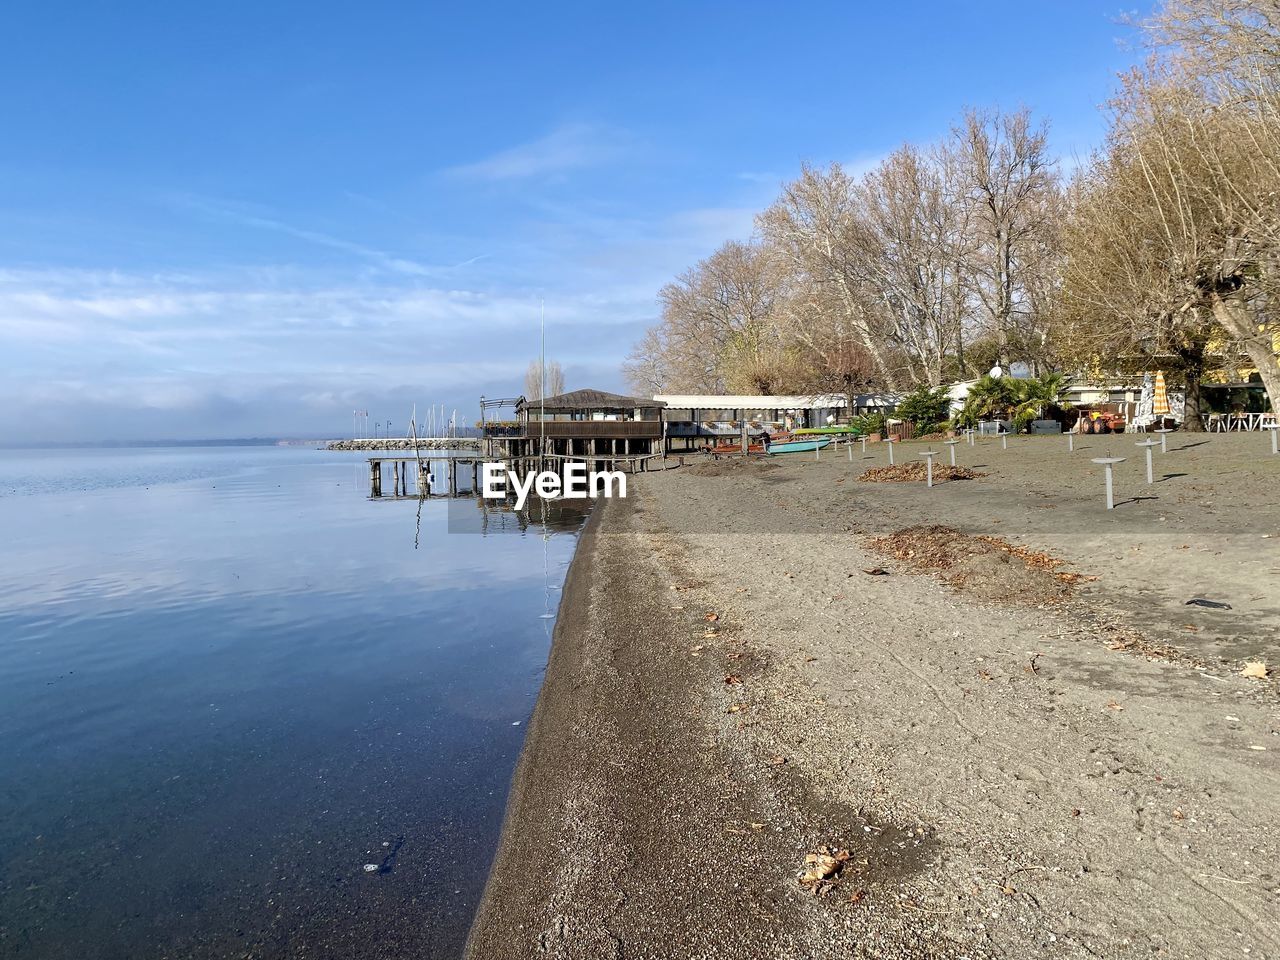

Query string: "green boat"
[[792, 425, 860, 436], [767, 436, 833, 454]]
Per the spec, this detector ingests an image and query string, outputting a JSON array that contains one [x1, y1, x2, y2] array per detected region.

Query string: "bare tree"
[[853, 144, 971, 386], [625, 240, 790, 394], [1132, 0, 1280, 409], [952, 108, 1062, 371], [757, 163, 903, 389], [1055, 135, 1219, 428], [524, 359, 565, 400], [623, 327, 671, 396]]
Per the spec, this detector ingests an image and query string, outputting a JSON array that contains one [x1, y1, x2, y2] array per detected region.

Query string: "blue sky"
[[0, 0, 1150, 441]]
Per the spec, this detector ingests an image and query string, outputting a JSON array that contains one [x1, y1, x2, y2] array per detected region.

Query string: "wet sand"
[[467, 433, 1279, 959]]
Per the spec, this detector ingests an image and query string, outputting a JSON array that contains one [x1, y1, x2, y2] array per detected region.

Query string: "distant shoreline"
[[0, 438, 330, 450]]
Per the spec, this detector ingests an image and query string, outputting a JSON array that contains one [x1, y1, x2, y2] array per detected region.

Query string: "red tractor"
[[1072, 403, 1128, 434]]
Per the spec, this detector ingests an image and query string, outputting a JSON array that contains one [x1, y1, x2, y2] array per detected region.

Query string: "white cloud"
[[168, 194, 440, 277], [0, 264, 653, 440], [445, 123, 630, 181]]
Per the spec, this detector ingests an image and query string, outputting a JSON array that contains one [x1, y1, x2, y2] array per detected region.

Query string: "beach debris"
[[799, 845, 851, 893], [1241, 661, 1270, 679], [724, 674, 743, 685], [363, 863, 379, 873], [859, 463, 986, 484], [1186, 598, 1232, 609], [848, 888, 867, 904], [768, 756, 787, 766], [704, 612, 720, 622], [862, 566, 889, 576], [868, 525, 1083, 605]]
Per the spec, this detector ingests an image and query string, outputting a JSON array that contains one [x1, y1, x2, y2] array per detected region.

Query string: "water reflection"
[[0, 446, 581, 959]]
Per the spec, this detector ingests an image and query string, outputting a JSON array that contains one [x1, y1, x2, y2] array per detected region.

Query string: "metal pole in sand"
[[944, 438, 961, 466], [1136, 439, 1160, 484], [1092, 457, 1126, 510], [1264, 422, 1279, 455], [1155, 427, 1173, 453], [886, 437, 897, 465], [847, 440, 853, 462], [860, 437, 867, 457], [920, 450, 938, 488], [1068, 430, 1075, 452], [1000, 430, 1008, 450]]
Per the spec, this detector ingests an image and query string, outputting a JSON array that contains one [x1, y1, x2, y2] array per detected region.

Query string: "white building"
[[655, 393, 880, 440]]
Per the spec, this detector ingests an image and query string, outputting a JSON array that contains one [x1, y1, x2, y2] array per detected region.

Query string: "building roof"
[[654, 393, 850, 410], [518, 389, 666, 413]]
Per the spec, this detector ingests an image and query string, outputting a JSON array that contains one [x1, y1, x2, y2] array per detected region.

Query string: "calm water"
[[0, 446, 581, 959]]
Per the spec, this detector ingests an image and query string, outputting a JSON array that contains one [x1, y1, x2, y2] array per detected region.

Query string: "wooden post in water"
[[370, 459, 382, 497], [448, 459, 457, 496]]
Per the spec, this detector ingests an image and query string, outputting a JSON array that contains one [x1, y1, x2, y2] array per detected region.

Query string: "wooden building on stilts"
[[482, 389, 668, 470]]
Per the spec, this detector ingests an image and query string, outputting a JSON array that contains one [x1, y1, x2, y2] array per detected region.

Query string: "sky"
[[0, 0, 1154, 442]]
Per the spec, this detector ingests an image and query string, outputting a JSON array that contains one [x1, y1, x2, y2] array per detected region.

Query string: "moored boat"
[[766, 436, 833, 454], [709, 432, 791, 455], [792, 425, 860, 436]]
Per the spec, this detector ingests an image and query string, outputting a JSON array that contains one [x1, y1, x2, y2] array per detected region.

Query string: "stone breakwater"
[[326, 437, 482, 452]]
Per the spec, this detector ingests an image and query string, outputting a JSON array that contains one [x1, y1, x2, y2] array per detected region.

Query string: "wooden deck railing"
[[515, 421, 663, 439]]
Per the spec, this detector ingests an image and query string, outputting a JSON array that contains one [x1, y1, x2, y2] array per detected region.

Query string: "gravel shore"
[[467, 433, 1279, 959]]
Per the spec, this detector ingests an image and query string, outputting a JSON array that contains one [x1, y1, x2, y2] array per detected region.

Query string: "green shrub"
[[895, 385, 952, 427], [850, 412, 886, 435]]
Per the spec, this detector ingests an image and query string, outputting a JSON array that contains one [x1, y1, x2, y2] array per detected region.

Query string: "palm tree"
[[956, 375, 1020, 426], [958, 374, 1072, 431], [1012, 373, 1073, 429]]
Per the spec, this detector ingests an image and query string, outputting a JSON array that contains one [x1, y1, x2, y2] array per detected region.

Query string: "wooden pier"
[[366, 452, 677, 499], [329, 437, 481, 453], [367, 456, 488, 499]]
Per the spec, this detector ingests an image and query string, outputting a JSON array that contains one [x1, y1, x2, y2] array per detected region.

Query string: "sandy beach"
[[467, 433, 1279, 959]]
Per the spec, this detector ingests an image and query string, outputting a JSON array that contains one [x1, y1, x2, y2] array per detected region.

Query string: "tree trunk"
[[1177, 341, 1207, 432], [1211, 294, 1280, 416]]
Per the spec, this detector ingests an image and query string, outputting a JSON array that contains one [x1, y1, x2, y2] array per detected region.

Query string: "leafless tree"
[[524, 359, 564, 400], [1131, 0, 1280, 409], [853, 144, 971, 386], [757, 163, 903, 389], [625, 240, 790, 394], [952, 108, 1062, 372], [622, 327, 671, 396], [1055, 134, 1220, 428]]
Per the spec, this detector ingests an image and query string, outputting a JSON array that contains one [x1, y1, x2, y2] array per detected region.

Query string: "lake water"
[[0, 446, 582, 959]]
